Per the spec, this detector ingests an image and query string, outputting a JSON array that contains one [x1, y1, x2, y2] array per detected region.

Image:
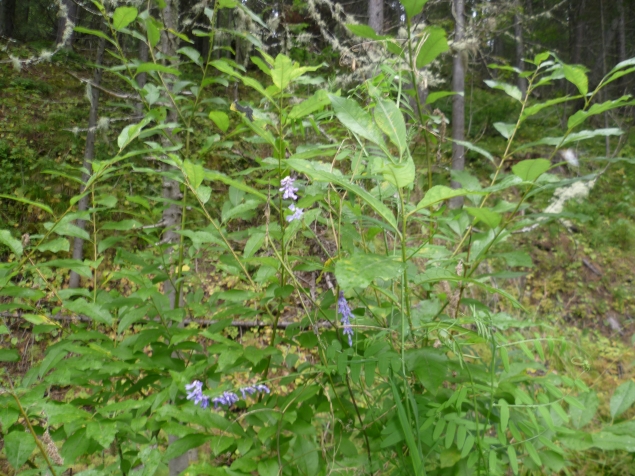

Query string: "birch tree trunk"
[[449, 0, 466, 209], [368, 0, 383, 34], [69, 36, 106, 289]]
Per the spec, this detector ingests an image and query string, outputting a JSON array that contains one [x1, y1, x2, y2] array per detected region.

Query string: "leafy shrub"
[[2, 1, 635, 475]]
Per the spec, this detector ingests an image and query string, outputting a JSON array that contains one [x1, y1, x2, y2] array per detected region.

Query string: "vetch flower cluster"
[[280, 176, 304, 222], [338, 292, 354, 346], [185, 381, 270, 410], [185, 380, 209, 409]]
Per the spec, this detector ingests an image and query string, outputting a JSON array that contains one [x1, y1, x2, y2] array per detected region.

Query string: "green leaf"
[[591, 432, 635, 452], [74, 26, 115, 45], [329, 95, 388, 150], [484, 80, 523, 101], [493, 122, 515, 139], [101, 219, 142, 231], [391, 379, 424, 473], [508, 445, 519, 475], [426, 91, 458, 105], [412, 185, 471, 212], [183, 160, 205, 189], [208, 111, 229, 132], [86, 421, 118, 448], [610, 381, 635, 419], [288, 89, 330, 120], [178, 46, 202, 66], [415, 26, 448, 68], [453, 139, 495, 163], [286, 158, 399, 234], [465, 207, 502, 228], [512, 158, 551, 181], [400, 0, 430, 19], [37, 259, 92, 277], [64, 299, 113, 324], [499, 399, 509, 431], [163, 434, 212, 462], [567, 96, 634, 129], [4, 431, 36, 469], [563, 64, 588, 96], [196, 185, 212, 204], [346, 23, 387, 40], [524, 440, 542, 466], [112, 6, 138, 31], [135, 62, 181, 76], [0, 230, 22, 256], [257, 459, 280, 476], [374, 99, 407, 157], [500, 347, 510, 372], [145, 18, 161, 47], [379, 157, 416, 188], [335, 253, 402, 290], [521, 96, 577, 121], [0, 194, 53, 215], [0, 349, 20, 362], [293, 437, 320, 475]]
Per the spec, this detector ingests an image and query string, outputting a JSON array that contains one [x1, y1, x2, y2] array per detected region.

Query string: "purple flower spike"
[[286, 203, 304, 223], [185, 380, 210, 409], [338, 292, 354, 346], [239, 384, 271, 399], [212, 391, 240, 409], [280, 176, 299, 200]]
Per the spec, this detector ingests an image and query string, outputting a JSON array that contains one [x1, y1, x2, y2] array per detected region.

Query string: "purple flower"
[[239, 383, 270, 399], [185, 380, 210, 409], [279, 176, 299, 200], [338, 292, 354, 346], [286, 203, 304, 223], [212, 391, 240, 409]]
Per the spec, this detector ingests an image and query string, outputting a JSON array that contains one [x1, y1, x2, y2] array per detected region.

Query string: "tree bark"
[[368, 0, 383, 34], [572, 0, 585, 64], [56, 0, 78, 49], [514, 0, 526, 98], [159, 1, 195, 474], [450, 0, 466, 209], [69, 35, 106, 289], [1, 0, 17, 38]]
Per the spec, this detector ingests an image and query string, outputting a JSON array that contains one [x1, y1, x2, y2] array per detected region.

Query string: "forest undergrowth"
[[2, 1, 635, 475]]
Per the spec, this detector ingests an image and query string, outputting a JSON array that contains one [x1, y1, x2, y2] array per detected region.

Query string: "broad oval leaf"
[[493, 122, 515, 139], [374, 99, 407, 157], [465, 207, 502, 228], [610, 380, 635, 419], [0, 230, 22, 256], [412, 185, 471, 212], [329, 95, 387, 150], [4, 431, 36, 469], [208, 111, 229, 132], [112, 6, 138, 31], [401, 0, 430, 19], [512, 158, 551, 181], [563, 64, 588, 96]]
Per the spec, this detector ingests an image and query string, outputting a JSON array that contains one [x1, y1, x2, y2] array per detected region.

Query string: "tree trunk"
[[572, 0, 585, 64], [368, 0, 383, 34], [1, 0, 17, 38], [158, 1, 195, 474], [56, 0, 78, 49], [69, 36, 106, 289], [450, 0, 466, 209], [514, 0, 526, 98]]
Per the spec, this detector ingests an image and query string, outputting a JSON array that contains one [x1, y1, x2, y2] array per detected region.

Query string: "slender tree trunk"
[[573, 0, 585, 64], [69, 36, 106, 289], [368, 0, 384, 34], [450, 0, 466, 209], [56, 0, 78, 49], [514, 0, 526, 98], [617, 0, 626, 63], [1, 0, 17, 38], [158, 1, 195, 474]]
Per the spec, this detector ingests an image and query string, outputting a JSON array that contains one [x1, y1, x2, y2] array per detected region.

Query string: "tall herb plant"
[[2, 0, 635, 474]]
